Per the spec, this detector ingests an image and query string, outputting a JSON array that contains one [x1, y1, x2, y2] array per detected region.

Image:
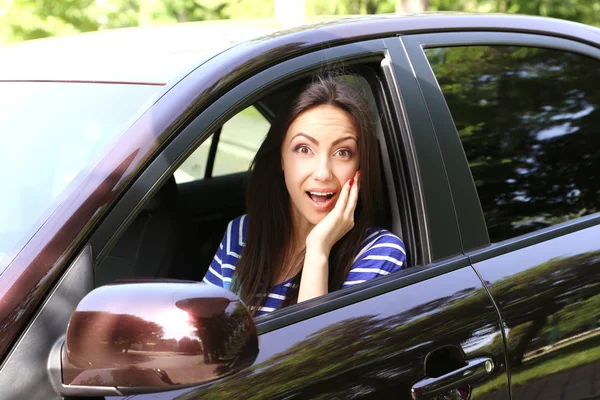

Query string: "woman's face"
[[281, 104, 360, 227]]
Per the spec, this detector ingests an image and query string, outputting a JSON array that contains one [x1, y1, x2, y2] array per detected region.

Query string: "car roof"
[[0, 13, 598, 86]]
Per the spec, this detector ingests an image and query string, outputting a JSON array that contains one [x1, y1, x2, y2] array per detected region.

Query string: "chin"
[[304, 211, 327, 226]]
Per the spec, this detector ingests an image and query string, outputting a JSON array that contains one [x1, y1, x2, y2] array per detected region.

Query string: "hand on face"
[[305, 170, 360, 255], [282, 104, 360, 237]]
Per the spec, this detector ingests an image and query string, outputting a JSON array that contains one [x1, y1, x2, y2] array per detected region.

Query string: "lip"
[[305, 188, 338, 212], [306, 188, 337, 193]]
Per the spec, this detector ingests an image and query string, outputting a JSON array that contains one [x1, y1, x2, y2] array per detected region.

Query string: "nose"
[[312, 154, 333, 182]]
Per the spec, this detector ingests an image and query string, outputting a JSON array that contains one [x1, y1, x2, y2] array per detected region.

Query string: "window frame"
[[384, 37, 462, 263], [89, 37, 459, 332], [403, 31, 600, 262]]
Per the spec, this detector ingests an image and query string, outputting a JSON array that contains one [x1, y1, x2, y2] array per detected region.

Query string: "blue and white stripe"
[[202, 215, 406, 315]]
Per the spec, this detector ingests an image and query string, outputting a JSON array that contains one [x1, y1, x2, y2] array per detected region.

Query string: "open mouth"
[[306, 191, 336, 209]]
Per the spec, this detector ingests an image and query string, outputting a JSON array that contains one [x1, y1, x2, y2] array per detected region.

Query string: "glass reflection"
[[426, 46, 600, 243], [474, 225, 600, 399], [180, 267, 508, 400], [63, 281, 257, 388]]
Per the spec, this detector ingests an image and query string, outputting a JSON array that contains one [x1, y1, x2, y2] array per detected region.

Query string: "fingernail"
[[349, 178, 354, 186]]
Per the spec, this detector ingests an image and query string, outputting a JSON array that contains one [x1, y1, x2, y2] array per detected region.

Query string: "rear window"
[[425, 46, 600, 243], [0, 82, 161, 272]]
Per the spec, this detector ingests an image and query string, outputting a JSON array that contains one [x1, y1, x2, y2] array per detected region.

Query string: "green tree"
[[3, 0, 600, 45], [0, 0, 144, 42], [164, 0, 229, 22], [306, 0, 396, 15]]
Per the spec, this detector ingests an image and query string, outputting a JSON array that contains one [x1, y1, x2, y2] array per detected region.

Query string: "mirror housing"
[[48, 280, 258, 396]]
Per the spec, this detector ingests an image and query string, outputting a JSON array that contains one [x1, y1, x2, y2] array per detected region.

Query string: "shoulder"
[[361, 227, 405, 251], [225, 214, 249, 241], [220, 215, 249, 253], [342, 228, 406, 288], [354, 227, 406, 270]]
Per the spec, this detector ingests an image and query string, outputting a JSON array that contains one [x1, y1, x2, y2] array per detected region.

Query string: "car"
[[0, 12, 599, 400]]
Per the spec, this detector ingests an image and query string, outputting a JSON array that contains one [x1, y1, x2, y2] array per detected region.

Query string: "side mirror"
[[48, 281, 258, 397]]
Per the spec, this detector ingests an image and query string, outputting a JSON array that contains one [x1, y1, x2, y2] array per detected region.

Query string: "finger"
[[344, 172, 360, 220], [333, 177, 353, 214]]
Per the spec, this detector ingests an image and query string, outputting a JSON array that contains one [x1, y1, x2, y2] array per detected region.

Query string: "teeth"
[[309, 192, 334, 196]]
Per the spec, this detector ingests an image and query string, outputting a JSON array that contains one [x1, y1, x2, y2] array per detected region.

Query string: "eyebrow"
[[291, 133, 357, 146]]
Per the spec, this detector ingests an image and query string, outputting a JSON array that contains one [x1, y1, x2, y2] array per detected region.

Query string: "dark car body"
[[1, 13, 600, 400]]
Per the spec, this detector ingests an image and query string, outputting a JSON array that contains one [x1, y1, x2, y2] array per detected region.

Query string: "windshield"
[[0, 82, 162, 272]]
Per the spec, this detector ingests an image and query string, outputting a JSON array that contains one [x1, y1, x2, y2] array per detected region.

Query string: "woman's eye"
[[297, 145, 311, 154], [336, 149, 352, 158]]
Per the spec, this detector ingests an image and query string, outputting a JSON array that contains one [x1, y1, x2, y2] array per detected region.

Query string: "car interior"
[[95, 64, 419, 291]]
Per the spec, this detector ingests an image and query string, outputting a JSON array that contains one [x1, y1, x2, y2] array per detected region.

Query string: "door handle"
[[411, 356, 494, 399]]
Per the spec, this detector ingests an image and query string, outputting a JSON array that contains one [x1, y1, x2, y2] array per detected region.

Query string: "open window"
[[95, 59, 422, 311]]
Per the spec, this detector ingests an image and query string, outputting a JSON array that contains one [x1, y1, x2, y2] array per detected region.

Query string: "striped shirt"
[[202, 215, 406, 316]]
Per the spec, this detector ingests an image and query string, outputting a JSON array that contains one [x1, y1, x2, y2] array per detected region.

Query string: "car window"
[[425, 46, 600, 243], [173, 106, 269, 183], [174, 136, 213, 183], [0, 82, 161, 272], [213, 106, 269, 176]]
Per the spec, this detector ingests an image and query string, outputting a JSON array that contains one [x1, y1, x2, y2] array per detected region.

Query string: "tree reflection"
[[181, 282, 506, 400], [472, 249, 600, 395], [490, 250, 600, 366], [67, 311, 164, 362], [179, 301, 255, 366], [179, 252, 600, 398], [426, 46, 600, 243]]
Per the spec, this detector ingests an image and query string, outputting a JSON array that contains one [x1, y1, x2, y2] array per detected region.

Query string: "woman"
[[203, 75, 406, 315]]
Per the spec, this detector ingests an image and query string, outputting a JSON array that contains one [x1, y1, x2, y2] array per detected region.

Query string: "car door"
[[170, 262, 506, 400], [406, 30, 600, 399], [95, 37, 510, 399]]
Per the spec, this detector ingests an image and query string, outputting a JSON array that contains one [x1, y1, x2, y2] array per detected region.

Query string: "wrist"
[[305, 241, 331, 258], [298, 245, 330, 303], [301, 248, 329, 279]]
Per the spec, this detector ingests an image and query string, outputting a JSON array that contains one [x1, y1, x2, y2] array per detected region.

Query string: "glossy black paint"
[[401, 33, 489, 253], [383, 36, 461, 262], [132, 263, 508, 399], [472, 224, 600, 399], [410, 27, 600, 399]]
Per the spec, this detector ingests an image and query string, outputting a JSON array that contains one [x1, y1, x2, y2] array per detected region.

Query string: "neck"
[[290, 205, 314, 250], [269, 206, 312, 285]]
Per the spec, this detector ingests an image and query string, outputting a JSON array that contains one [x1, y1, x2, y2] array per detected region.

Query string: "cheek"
[[282, 154, 310, 189], [333, 161, 359, 184]]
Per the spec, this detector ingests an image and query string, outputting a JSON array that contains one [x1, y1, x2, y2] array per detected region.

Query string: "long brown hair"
[[234, 74, 384, 314]]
